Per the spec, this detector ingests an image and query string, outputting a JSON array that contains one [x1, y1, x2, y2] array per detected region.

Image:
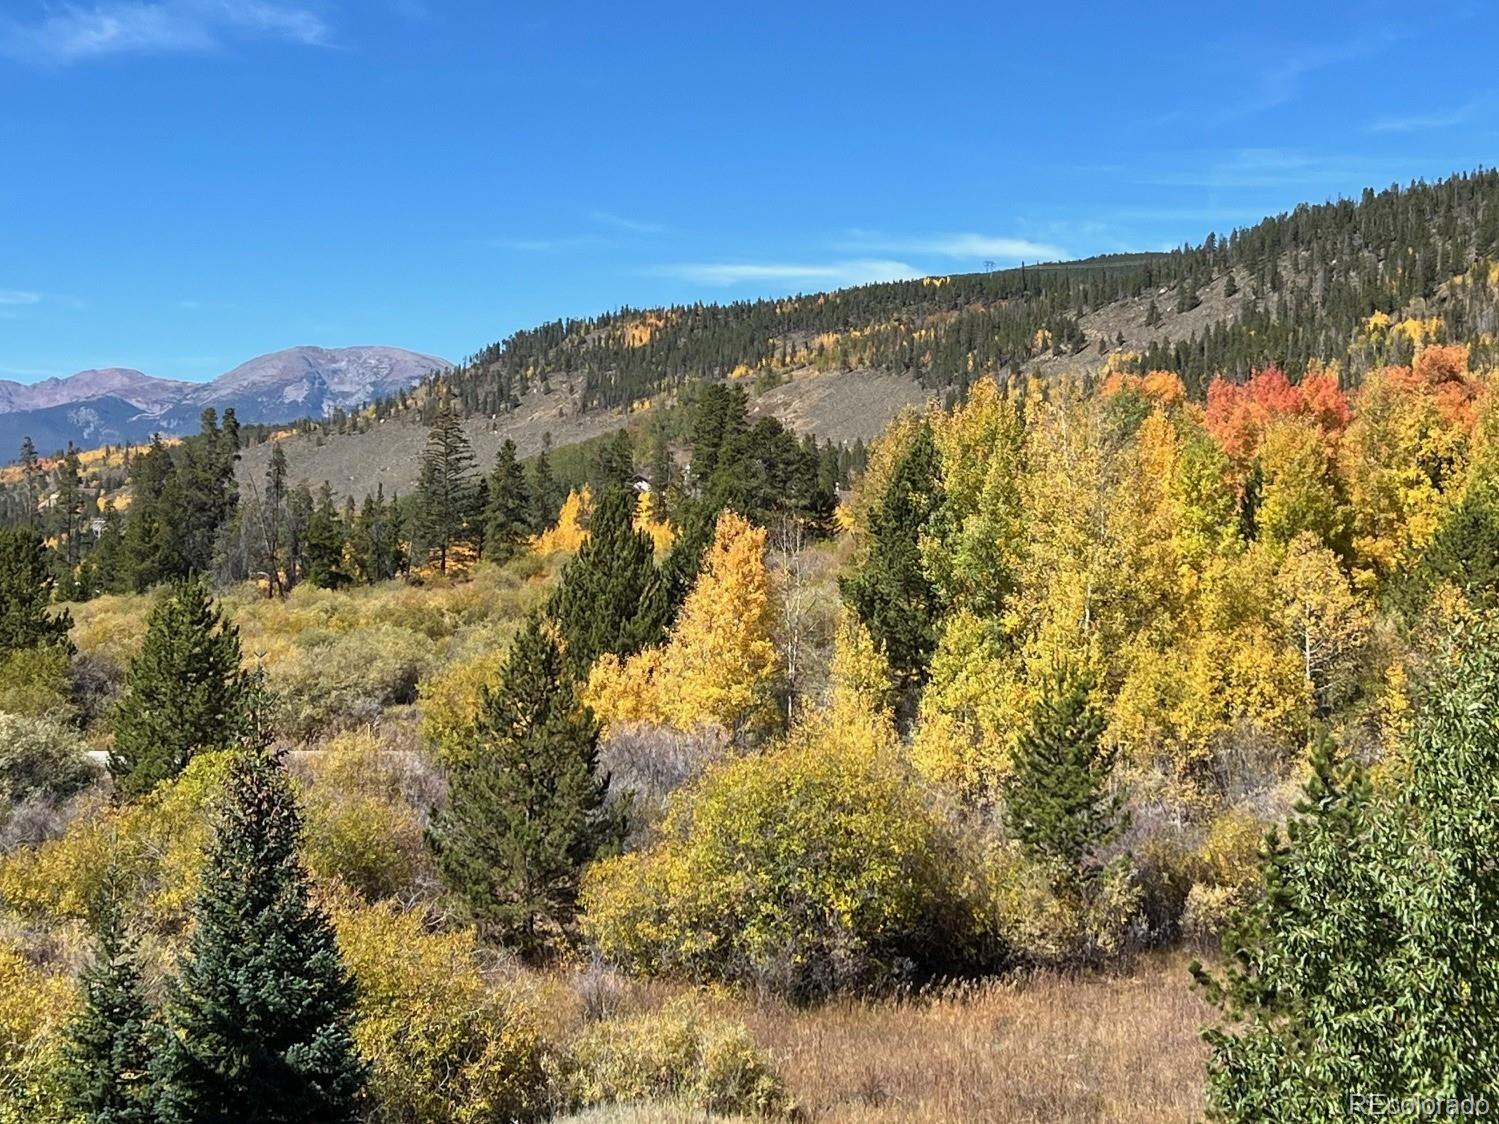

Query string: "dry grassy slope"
[[236, 270, 1248, 499]]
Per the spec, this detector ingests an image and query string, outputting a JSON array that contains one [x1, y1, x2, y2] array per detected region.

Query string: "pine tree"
[[528, 441, 564, 532], [414, 396, 477, 572], [1004, 665, 1125, 887], [18, 436, 41, 528], [1195, 625, 1499, 1119], [0, 527, 73, 655], [839, 422, 945, 717], [658, 499, 718, 625], [58, 897, 156, 1124], [302, 482, 349, 589], [108, 578, 247, 799], [258, 443, 290, 598], [428, 615, 622, 955], [546, 485, 667, 678], [481, 439, 531, 564], [153, 748, 367, 1122]]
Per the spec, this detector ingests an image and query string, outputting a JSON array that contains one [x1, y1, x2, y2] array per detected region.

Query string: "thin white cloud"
[[0, 1, 330, 63], [840, 230, 1066, 261], [1133, 148, 1398, 191], [588, 210, 666, 236], [0, 290, 41, 306], [1367, 102, 1482, 134], [652, 259, 921, 287]]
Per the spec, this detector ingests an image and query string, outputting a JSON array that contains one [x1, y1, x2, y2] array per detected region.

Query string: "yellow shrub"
[[299, 731, 427, 901], [418, 647, 508, 766], [565, 998, 786, 1118], [0, 751, 231, 930], [335, 903, 551, 1124], [0, 942, 75, 1124], [0, 646, 74, 720], [582, 732, 973, 998]]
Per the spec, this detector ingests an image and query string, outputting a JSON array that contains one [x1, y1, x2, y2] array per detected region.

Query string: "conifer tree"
[[302, 482, 349, 589], [840, 422, 945, 716], [658, 499, 719, 625], [1004, 665, 1125, 887], [528, 441, 564, 532], [428, 615, 622, 955], [0, 527, 73, 655], [108, 578, 247, 799], [414, 396, 477, 572], [481, 439, 531, 563], [153, 748, 367, 1123], [259, 443, 290, 598], [546, 486, 667, 678], [58, 897, 155, 1124], [18, 436, 41, 529], [1196, 624, 1499, 1119]]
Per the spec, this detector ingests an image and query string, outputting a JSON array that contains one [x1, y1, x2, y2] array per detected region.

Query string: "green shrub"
[[334, 903, 551, 1124], [0, 647, 74, 720], [565, 999, 786, 1119], [270, 623, 435, 738], [582, 735, 979, 999], [0, 714, 94, 809]]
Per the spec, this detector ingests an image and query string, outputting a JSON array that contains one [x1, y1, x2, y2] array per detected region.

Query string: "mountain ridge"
[[0, 345, 451, 456]]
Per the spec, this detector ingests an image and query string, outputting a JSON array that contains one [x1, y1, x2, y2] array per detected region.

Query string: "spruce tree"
[[58, 897, 156, 1124], [527, 441, 564, 532], [546, 485, 667, 678], [414, 397, 477, 572], [658, 498, 718, 625], [1004, 665, 1125, 887], [481, 439, 531, 564], [302, 482, 349, 589], [839, 422, 945, 716], [427, 615, 622, 955], [1196, 625, 1499, 1119], [0, 527, 73, 655], [108, 578, 247, 799], [153, 748, 367, 1123]]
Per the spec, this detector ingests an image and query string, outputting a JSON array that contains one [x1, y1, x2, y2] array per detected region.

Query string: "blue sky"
[[1, 0, 1496, 382]]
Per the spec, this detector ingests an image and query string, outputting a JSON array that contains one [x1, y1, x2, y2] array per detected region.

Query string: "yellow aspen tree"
[[586, 512, 781, 738], [632, 491, 676, 555], [530, 485, 591, 555]]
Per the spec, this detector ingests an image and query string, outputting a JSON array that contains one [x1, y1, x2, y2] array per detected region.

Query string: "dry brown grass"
[[538, 952, 1209, 1123]]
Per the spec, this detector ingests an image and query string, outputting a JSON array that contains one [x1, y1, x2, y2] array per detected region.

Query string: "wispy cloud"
[[650, 259, 920, 287], [1151, 30, 1402, 127], [588, 210, 666, 236], [0, 1, 331, 64], [0, 290, 41, 306], [1367, 101, 1483, 134], [838, 230, 1066, 261]]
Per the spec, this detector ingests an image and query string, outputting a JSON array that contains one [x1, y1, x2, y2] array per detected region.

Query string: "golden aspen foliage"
[[1255, 416, 1346, 551], [923, 376, 1026, 614], [0, 941, 75, 1124], [333, 902, 550, 1124], [418, 646, 509, 766], [633, 490, 676, 555], [585, 512, 781, 738], [531, 485, 592, 555], [1341, 362, 1475, 586], [1272, 533, 1370, 717]]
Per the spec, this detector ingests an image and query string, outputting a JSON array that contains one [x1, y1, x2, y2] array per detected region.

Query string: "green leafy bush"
[[0, 647, 74, 720], [270, 623, 435, 738], [0, 714, 94, 809], [582, 733, 980, 999]]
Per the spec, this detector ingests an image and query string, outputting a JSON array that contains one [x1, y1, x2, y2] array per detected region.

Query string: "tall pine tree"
[[546, 485, 666, 678], [427, 615, 622, 955], [481, 439, 531, 564], [108, 578, 247, 799], [153, 748, 367, 1123], [0, 527, 73, 655], [840, 422, 945, 719], [414, 397, 477, 573]]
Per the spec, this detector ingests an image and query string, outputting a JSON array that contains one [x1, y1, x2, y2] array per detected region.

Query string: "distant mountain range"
[[0, 346, 451, 456]]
